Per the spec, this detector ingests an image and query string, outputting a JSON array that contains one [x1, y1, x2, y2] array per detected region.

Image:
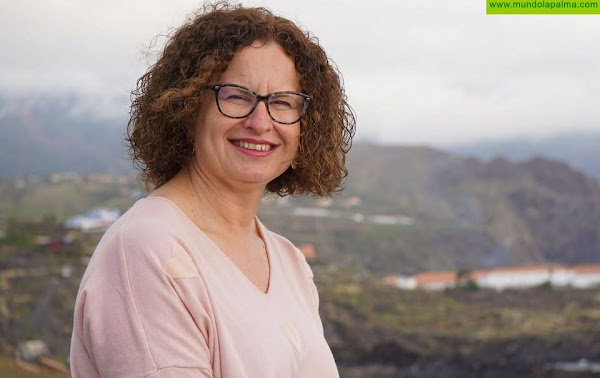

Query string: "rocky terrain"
[[315, 264, 600, 377], [2, 231, 600, 377]]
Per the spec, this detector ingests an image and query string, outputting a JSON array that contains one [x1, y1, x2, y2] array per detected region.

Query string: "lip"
[[228, 138, 278, 157]]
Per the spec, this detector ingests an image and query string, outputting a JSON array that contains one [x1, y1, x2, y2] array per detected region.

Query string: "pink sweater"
[[70, 196, 339, 377]]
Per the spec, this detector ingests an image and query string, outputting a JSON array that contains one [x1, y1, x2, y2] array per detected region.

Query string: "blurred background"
[[1, 0, 599, 376]]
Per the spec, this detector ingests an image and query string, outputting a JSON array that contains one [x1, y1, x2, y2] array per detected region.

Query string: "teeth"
[[232, 140, 272, 151]]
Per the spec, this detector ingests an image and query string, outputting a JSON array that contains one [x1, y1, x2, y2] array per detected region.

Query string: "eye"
[[225, 94, 252, 102], [271, 100, 292, 109], [269, 94, 302, 110], [219, 87, 254, 104]]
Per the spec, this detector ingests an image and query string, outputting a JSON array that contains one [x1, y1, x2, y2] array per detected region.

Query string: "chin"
[[228, 163, 288, 186], [236, 171, 279, 185]]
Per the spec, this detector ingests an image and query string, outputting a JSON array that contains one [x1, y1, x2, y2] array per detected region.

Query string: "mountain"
[[0, 95, 132, 178], [2, 94, 598, 183], [333, 144, 600, 272], [336, 145, 600, 269], [262, 144, 600, 274], [446, 132, 600, 182], [2, 95, 600, 272]]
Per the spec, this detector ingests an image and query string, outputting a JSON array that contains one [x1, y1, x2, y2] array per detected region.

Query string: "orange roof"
[[383, 275, 399, 285], [469, 270, 489, 280], [571, 265, 600, 274], [415, 271, 457, 285], [298, 244, 316, 260]]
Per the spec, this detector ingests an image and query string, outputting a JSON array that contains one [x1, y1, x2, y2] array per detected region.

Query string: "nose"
[[243, 100, 273, 134]]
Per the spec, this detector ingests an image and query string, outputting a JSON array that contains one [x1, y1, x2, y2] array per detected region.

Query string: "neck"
[[172, 161, 265, 238]]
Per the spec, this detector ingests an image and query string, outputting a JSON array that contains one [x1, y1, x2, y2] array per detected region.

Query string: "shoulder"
[[82, 197, 195, 287], [71, 198, 214, 377], [76, 196, 211, 320], [103, 197, 188, 252]]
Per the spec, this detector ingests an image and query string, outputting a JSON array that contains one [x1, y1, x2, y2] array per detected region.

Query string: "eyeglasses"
[[208, 83, 312, 125]]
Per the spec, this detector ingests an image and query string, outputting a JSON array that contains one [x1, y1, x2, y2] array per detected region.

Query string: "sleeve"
[[70, 223, 214, 378]]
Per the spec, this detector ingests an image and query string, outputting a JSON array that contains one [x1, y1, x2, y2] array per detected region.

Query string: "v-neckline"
[[144, 196, 274, 296]]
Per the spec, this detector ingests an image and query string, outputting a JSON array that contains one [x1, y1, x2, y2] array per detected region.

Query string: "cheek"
[[288, 127, 301, 152], [291, 132, 300, 148], [287, 137, 300, 159], [193, 111, 230, 146], [192, 95, 224, 137]]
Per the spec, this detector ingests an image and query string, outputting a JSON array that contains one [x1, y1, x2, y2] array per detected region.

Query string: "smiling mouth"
[[230, 140, 275, 152]]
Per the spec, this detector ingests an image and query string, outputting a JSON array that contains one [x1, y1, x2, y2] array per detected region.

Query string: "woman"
[[70, 3, 354, 377]]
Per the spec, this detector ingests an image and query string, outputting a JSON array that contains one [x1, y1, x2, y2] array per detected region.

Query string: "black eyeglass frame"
[[208, 83, 312, 125]]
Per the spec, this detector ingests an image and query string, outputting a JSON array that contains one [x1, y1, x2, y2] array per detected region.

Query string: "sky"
[[1, 0, 599, 146]]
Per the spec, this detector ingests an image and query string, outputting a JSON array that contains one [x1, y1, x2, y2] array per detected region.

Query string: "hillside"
[[0, 96, 131, 177], [2, 94, 599, 184], [447, 132, 600, 182], [4, 229, 600, 376], [1, 94, 599, 273], [260, 144, 600, 274], [2, 143, 599, 275], [2, 147, 600, 376], [338, 145, 600, 270]]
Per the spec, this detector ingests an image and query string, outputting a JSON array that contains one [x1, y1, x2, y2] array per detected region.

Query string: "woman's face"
[[191, 41, 301, 188]]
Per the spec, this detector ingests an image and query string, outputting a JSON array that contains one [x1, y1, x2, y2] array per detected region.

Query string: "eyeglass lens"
[[217, 86, 307, 124]]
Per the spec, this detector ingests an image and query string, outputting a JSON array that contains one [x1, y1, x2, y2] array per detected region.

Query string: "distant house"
[[65, 207, 120, 232], [17, 340, 47, 361], [415, 271, 457, 291], [384, 272, 457, 291], [49, 172, 81, 184], [298, 244, 317, 261], [570, 265, 600, 288], [384, 274, 417, 290], [351, 213, 365, 223], [50, 238, 70, 253], [292, 207, 332, 218], [34, 235, 51, 246], [88, 174, 116, 184], [369, 215, 400, 225], [476, 265, 558, 290], [342, 196, 362, 208], [368, 215, 415, 226], [385, 264, 600, 291], [475, 265, 600, 290], [317, 198, 333, 208]]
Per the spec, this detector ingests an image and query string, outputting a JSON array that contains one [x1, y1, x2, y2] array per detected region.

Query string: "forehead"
[[218, 41, 300, 93]]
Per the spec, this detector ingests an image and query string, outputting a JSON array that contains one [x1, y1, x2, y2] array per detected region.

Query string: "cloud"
[[1, 0, 599, 145]]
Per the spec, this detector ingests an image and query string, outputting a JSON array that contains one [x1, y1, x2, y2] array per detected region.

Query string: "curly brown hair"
[[127, 2, 355, 196]]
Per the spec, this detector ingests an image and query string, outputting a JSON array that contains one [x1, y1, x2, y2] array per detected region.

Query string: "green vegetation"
[[1, 201, 599, 375], [0, 355, 67, 378], [0, 175, 141, 222], [1, 148, 600, 375]]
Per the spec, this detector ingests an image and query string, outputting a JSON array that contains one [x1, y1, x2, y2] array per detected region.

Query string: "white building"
[[66, 207, 121, 232], [476, 266, 555, 290], [385, 265, 600, 291], [476, 265, 600, 291], [385, 272, 457, 291], [292, 207, 333, 218], [384, 274, 417, 290], [570, 266, 600, 288], [368, 215, 415, 226]]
